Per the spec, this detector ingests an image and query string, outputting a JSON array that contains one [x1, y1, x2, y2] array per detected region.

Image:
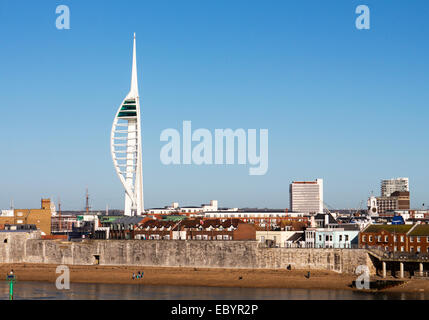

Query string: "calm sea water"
[[0, 281, 428, 300]]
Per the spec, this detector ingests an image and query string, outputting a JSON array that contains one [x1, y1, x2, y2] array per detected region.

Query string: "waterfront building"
[[314, 226, 359, 249], [408, 225, 429, 254], [381, 177, 409, 197], [304, 224, 359, 249], [111, 34, 144, 216], [359, 224, 414, 252], [289, 179, 324, 214]]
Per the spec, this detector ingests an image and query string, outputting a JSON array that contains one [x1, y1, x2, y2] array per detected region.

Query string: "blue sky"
[[0, 0, 428, 210]]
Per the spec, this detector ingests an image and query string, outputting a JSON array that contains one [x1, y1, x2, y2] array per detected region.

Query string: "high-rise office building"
[[381, 178, 409, 197], [290, 179, 324, 214], [111, 34, 144, 216]]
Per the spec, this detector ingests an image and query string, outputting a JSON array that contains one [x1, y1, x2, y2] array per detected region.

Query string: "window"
[[369, 236, 373, 242], [339, 235, 343, 242], [329, 235, 333, 241], [394, 236, 397, 242], [417, 237, 421, 243], [319, 235, 322, 241], [417, 246, 421, 253], [384, 236, 388, 242], [345, 235, 349, 242], [400, 246, 404, 252], [326, 235, 329, 241], [394, 246, 397, 252], [400, 236, 404, 242], [410, 237, 414, 243], [377, 235, 381, 242], [362, 235, 366, 242], [410, 247, 414, 252]]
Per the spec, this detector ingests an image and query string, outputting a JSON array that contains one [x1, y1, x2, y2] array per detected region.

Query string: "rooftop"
[[363, 224, 413, 234], [409, 225, 429, 236]]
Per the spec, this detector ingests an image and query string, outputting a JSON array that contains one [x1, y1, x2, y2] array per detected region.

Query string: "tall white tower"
[[111, 33, 144, 216]]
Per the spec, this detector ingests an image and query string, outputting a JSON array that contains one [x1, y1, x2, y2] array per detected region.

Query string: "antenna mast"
[[58, 197, 62, 232], [85, 188, 91, 215]]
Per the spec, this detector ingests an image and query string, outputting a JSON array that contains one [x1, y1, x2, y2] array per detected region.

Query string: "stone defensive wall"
[[0, 232, 376, 274]]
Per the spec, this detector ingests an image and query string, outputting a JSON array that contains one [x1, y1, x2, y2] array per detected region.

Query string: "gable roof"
[[287, 232, 304, 242], [408, 224, 429, 236], [363, 224, 413, 234], [314, 213, 337, 224]]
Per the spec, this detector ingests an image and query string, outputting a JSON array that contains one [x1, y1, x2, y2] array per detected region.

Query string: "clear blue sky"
[[1, 0, 428, 210]]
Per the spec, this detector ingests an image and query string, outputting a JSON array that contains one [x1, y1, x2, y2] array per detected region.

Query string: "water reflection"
[[0, 281, 428, 300]]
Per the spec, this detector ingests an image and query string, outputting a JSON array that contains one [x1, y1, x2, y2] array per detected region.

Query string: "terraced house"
[[133, 219, 256, 241], [359, 224, 429, 253], [408, 225, 429, 254]]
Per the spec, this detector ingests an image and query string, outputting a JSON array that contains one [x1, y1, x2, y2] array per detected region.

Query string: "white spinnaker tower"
[[111, 33, 144, 216]]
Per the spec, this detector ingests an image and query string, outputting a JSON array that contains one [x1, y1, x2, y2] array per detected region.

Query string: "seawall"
[[0, 232, 375, 274]]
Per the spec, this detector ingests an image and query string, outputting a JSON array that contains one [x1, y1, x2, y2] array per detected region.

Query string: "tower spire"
[[128, 33, 139, 98]]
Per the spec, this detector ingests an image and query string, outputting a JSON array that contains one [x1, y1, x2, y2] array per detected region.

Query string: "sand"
[[0, 263, 425, 293]]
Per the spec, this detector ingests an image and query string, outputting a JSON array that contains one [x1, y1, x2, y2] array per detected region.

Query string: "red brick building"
[[359, 224, 413, 252], [408, 225, 429, 254], [359, 224, 429, 253]]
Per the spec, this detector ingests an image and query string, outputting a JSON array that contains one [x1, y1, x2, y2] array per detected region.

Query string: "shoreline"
[[0, 263, 427, 294]]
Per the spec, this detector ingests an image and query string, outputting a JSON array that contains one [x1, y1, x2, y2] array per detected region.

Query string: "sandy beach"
[[2, 263, 426, 294]]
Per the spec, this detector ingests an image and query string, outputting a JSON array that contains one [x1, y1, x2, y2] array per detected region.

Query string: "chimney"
[[325, 214, 329, 227], [310, 215, 316, 228]]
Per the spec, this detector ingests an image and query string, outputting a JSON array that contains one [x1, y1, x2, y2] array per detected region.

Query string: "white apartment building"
[[146, 200, 220, 215], [381, 177, 409, 197], [289, 179, 324, 214]]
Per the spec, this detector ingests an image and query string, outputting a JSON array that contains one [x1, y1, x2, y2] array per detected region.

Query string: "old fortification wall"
[[0, 232, 376, 274]]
